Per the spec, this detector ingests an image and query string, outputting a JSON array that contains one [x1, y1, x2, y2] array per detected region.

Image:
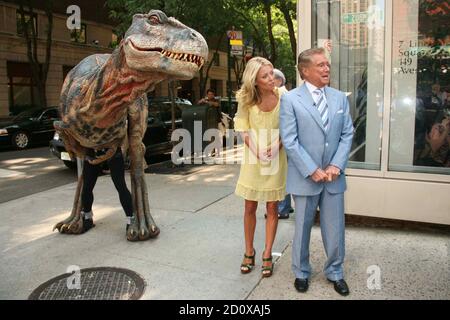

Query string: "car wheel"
[[12, 131, 30, 149], [63, 160, 77, 170]]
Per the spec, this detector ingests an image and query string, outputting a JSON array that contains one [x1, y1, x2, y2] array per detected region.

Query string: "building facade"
[[298, 0, 449, 225], [0, 0, 234, 117]]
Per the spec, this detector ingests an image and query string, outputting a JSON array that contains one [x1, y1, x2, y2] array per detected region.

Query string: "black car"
[[49, 97, 191, 168], [0, 107, 60, 149]]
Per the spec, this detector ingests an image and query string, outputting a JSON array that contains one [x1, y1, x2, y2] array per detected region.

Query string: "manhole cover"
[[29, 267, 145, 300]]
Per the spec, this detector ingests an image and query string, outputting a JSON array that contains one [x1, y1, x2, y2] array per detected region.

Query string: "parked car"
[[0, 107, 60, 149], [49, 96, 191, 169], [220, 97, 238, 120]]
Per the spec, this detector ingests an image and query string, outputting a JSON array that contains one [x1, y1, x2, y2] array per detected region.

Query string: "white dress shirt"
[[305, 81, 327, 106]]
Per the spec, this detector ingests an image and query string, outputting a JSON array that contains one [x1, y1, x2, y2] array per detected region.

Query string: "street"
[[0, 146, 77, 203], [0, 146, 172, 203]]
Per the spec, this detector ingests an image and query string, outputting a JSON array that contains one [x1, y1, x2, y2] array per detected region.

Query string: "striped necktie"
[[314, 88, 329, 130]]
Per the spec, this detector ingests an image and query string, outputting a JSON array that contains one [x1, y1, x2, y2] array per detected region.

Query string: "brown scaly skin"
[[53, 10, 208, 241]]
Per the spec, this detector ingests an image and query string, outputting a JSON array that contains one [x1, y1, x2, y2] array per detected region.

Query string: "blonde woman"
[[234, 57, 287, 277]]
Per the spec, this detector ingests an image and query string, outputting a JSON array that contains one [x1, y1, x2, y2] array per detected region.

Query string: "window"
[[213, 52, 220, 66], [62, 65, 74, 82], [389, 0, 449, 174], [7, 61, 39, 115], [42, 109, 59, 120], [70, 23, 86, 44], [313, 0, 385, 170], [209, 79, 223, 97], [16, 11, 37, 37]]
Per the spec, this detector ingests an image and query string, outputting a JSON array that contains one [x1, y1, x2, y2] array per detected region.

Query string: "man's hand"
[[311, 168, 328, 183], [324, 165, 341, 182]]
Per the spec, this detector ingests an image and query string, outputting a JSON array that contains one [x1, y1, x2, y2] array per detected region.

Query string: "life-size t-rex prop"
[[53, 10, 208, 241]]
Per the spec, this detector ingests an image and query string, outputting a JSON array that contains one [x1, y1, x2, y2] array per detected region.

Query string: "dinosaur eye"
[[149, 15, 160, 24]]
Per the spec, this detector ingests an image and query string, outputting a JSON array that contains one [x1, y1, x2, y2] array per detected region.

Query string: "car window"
[[14, 109, 43, 120], [42, 109, 59, 119]]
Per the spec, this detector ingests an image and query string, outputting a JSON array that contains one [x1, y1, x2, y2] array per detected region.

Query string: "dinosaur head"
[[123, 10, 208, 80]]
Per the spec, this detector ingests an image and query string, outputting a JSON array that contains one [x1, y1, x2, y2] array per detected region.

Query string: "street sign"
[[227, 30, 242, 40], [231, 47, 243, 56], [342, 12, 367, 24]]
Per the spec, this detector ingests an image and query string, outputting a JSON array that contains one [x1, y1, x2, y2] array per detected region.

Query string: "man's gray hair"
[[297, 47, 326, 80], [273, 68, 286, 86]]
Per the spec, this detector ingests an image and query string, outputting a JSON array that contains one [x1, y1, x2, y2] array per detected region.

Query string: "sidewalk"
[[0, 147, 449, 300]]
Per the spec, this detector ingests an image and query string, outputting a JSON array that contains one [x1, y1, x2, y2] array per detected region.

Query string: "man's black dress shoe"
[[328, 279, 349, 296], [294, 278, 309, 293]]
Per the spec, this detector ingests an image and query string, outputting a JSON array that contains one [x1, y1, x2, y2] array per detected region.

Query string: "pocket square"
[[337, 109, 344, 114]]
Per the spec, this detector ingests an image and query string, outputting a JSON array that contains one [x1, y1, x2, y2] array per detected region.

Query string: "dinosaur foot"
[[53, 215, 94, 235], [126, 219, 160, 242]]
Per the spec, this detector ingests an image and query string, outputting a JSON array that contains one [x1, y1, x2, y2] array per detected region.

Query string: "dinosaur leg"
[[53, 174, 86, 234], [126, 98, 160, 241]]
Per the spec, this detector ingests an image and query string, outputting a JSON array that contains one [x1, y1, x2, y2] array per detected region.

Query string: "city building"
[[298, 0, 449, 225], [0, 0, 235, 117]]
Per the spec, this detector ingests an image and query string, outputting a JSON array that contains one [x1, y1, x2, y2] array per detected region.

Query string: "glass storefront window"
[[312, 0, 385, 170], [389, 0, 449, 174]]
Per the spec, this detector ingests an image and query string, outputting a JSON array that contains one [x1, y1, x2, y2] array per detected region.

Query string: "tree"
[[17, 0, 53, 108], [107, 0, 242, 98], [106, 0, 298, 91], [276, 0, 297, 63]]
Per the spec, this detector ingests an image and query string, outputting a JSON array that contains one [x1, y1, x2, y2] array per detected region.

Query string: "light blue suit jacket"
[[280, 84, 354, 196]]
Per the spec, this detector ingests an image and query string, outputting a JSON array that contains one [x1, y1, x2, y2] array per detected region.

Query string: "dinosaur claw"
[[138, 227, 150, 241], [149, 225, 160, 238], [53, 222, 63, 232]]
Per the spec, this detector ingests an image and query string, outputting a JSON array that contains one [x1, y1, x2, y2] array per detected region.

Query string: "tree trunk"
[[199, 32, 224, 99], [263, 1, 277, 65], [233, 56, 246, 87], [278, 1, 297, 62], [18, 0, 52, 108]]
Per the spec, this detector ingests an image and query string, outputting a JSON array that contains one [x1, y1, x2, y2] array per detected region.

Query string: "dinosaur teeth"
[[160, 50, 203, 67]]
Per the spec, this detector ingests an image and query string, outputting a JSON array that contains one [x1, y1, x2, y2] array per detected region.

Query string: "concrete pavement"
[[0, 147, 449, 300]]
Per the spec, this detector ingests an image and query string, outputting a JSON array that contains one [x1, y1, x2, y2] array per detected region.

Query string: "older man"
[[280, 48, 354, 296]]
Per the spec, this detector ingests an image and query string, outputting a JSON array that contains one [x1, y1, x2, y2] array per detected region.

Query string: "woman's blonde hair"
[[236, 57, 273, 109]]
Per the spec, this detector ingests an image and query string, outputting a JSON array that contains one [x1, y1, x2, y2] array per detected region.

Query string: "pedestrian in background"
[[273, 68, 293, 219]]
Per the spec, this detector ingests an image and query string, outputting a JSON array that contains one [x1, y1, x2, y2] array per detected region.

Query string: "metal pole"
[[227, 42, 232, 116], [76, 157, 83, 178]]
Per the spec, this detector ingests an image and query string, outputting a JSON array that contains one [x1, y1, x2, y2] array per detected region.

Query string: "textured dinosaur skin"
[[53, 10, 208, 241]]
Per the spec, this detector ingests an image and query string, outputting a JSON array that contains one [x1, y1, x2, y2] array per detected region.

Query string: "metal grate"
[[29, 267, 145, 300]]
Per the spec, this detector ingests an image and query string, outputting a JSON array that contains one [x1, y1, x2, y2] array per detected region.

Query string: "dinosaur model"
[[53, 10, 208, 241]]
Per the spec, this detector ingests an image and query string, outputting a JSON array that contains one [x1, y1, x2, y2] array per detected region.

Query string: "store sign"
[[342, 12, 368, 24]]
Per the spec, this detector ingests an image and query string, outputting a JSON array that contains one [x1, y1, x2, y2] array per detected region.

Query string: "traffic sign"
[[342, 12, 367, 24]]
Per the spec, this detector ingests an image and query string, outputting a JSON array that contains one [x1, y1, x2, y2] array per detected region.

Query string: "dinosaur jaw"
[[124, 39, 206, 79]]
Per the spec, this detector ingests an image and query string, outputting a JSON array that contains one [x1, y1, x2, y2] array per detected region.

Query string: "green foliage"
[[105, 0, 297, 86]]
